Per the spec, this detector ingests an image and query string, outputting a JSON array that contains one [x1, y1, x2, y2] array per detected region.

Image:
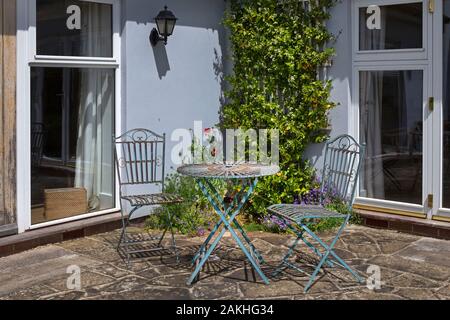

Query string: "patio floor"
[[0, 225, 449, 300]]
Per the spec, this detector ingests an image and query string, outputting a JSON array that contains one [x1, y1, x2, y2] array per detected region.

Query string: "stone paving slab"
[[0, 225, 449, 300]]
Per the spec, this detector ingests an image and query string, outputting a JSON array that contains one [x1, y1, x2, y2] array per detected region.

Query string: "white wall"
[[304, 1, 353, 172], [121, 0, 228, 172], [122, 0, 353, 176]]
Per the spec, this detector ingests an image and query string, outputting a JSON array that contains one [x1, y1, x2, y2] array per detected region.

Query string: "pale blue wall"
[[304, 1, 353, 172], [121, 0, 228, 172], [121, 0, 353, 176]]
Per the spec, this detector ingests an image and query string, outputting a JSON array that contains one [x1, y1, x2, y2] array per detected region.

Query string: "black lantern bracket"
[[150, 6, 178, 47], [150, 28, 165, 46]]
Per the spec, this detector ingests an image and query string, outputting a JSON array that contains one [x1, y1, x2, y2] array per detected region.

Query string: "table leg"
[[187, 178, 270, 286], [231, 218, 266, 264], [205, 179, 266, 264], [191, 181, 250, 265]]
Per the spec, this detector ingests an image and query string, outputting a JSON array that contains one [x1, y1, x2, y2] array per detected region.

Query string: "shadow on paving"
[[103, 232, 366, 294], [0, 226, 449, 300]]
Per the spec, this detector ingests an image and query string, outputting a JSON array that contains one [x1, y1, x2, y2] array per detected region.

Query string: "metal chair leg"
[[300, 217, 363, 293], [117, 206, 139, 268], [157, 228, 168, 248], [166, 209, 180, 264], [273, 221, 334, 279], [272, 233, 302, 277], [271, 215, 362, 293], [117, 209, 127, 251], [301, 221, 363, 285]]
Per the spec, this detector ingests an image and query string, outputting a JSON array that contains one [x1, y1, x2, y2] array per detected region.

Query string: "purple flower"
[[197, 228, 206, 237], [263, 214, 290, 231]]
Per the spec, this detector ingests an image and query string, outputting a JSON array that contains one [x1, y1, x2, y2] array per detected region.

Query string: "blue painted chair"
[[267, 135, 366, 293]]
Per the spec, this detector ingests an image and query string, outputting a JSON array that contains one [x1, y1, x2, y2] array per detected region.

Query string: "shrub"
[[261, 181, 362, 234], [145, 174, 224, 236], [221, 0, 338, 220]]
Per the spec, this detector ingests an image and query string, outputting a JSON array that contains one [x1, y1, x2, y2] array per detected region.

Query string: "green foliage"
[[147, 0, 348, 237], [309, 202, 362, 233], [221, 0, 338, 218], [145, 174, 224, 236]]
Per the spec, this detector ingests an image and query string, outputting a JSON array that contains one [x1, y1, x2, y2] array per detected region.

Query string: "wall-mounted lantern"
[[150, 6, 178, 46]]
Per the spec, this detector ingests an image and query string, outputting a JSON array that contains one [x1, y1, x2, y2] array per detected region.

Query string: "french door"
[[432, 0, 450, 220], [352, 0, 450, 221], [16, 0, 121, 233]]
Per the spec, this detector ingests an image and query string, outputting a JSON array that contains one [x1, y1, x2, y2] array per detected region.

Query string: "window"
[[359, 3, 423, 51], [359, 70, 423, 205], [351, 0, 430, 216], [353, 0, 427, 62], [36, 0, 113, 57], [26, 0, 120, 226]]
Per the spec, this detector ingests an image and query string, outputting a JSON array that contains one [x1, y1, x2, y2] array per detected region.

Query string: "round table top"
[[177, 163, 280, 179]]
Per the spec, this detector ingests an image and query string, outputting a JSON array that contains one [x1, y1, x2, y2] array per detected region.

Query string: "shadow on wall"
[[303, 1, 351, 169], [152, 42, 170, 79], [124, 0, 230, 104]]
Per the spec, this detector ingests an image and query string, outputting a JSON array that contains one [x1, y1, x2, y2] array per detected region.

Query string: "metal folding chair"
[[114, 129, 183, 266], [268, 135, 366, 293]]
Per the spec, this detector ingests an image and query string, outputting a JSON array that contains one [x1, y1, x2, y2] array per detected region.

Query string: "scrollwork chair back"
[[321, 135, 366, 208], [114, 129, 166, 191]]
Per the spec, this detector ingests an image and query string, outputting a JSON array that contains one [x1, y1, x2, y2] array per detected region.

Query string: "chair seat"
[[268, 204, 345, 222], [122, 193, 184, 206]]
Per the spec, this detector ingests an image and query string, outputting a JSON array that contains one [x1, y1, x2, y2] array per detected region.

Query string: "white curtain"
[[359, 8, 386, 199], [75, 3, 113, 211], [361, 72, 385, 199]]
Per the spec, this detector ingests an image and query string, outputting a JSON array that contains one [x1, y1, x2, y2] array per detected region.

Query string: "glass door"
[[353, 0, 433, 218], [27, 0, 120, 227], [432, 0, 450, 220], [359, 69, 426, 206]]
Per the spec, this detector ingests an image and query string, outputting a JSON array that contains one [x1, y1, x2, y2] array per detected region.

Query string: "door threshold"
[[0, 211, 123, 258], [357, 209, 450, 240]]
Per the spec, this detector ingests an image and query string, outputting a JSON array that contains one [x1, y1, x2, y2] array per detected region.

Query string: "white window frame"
[[352, 0, 429, 62], [431, 0, 450, 220], [350, 0, 434, 218], [16, 0, 122, 233], [351, 64, 432, 218]]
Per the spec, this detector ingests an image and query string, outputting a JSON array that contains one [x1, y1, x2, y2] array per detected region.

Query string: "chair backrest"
[[31, 123, 46, 168], [321, 135, 366, 208], [114, 128, 166, 190]]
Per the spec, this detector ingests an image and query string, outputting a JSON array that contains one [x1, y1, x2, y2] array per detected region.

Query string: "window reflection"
[[443, 1, 450, 208], [36, 0, 113, 57], [359, 70, 423, 205], [31, 67, 115, 224], [359, 3, 423, 50]]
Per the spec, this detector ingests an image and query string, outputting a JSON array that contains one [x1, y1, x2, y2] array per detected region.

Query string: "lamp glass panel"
[[156, 18, 167, 35], [166, 19, 176, 36]]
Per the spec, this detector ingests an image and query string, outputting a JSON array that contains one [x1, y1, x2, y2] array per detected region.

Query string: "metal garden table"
[[177, 163, 280, 285]]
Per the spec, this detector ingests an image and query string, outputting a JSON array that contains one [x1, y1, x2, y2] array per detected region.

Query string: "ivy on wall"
[[221, 0, 338, 216]]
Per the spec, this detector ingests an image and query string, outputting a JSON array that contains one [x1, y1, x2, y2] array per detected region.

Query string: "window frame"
[[16, 0, 122, 232], [352, 0, 429, 62], [350, 64, 431, 218], [350, 0, 434, 219]]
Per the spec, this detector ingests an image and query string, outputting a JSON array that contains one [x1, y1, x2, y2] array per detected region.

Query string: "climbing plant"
[[221, 0, 338, 218]]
